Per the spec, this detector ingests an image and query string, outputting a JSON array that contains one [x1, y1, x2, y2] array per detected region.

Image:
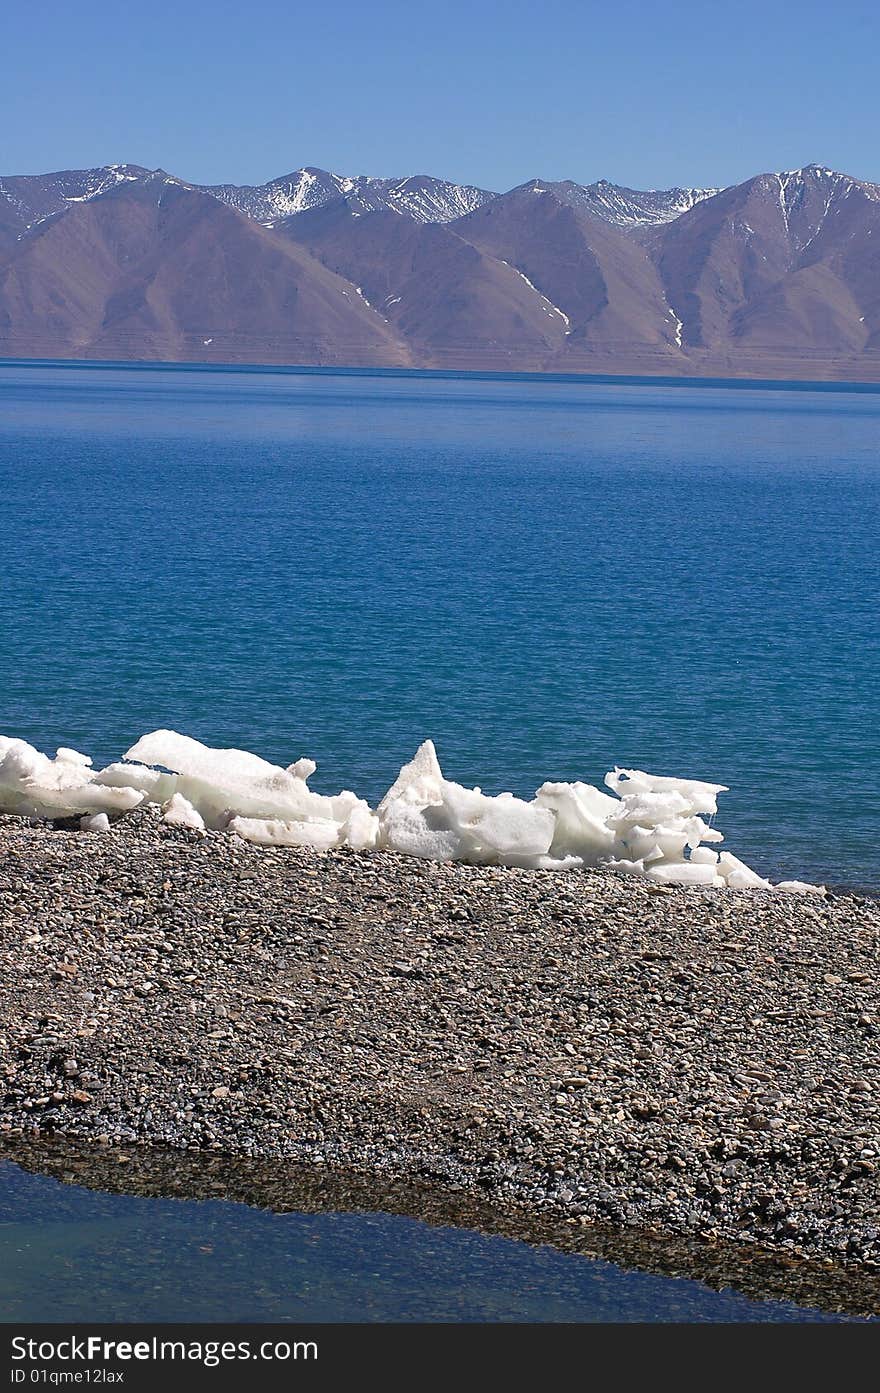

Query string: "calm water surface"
[[0, 1159, 860, 1323], [1, 362, 877, 887]]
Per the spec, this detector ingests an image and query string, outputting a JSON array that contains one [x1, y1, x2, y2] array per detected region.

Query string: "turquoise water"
[[1, 361, 878, 887], [0, 1160, 857, 1322]]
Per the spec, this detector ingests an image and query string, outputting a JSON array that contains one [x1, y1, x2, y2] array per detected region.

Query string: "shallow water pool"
[[0, 1156, 871, 1323]]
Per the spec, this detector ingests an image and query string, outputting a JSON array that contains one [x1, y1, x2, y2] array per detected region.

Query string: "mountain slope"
[[650, 165, 880, 358], [0, 176, 410, 365], [452, 186, 683, 366], [0, 165, 154, 255], [281, 201, 569, 367]]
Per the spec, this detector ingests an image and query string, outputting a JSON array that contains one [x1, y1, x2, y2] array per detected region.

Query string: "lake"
[[1, 361, 877, 888]]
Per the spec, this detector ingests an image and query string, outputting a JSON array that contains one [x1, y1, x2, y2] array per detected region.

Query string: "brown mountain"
[[0, 175, 409, 365], [281, 201, 569, 369], [648, 165, 880, 376], [450, 184, 683, 371], [1, 160, 879, 380]]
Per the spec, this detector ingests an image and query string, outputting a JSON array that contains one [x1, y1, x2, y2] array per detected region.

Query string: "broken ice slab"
[[0, 729, 824, 894]]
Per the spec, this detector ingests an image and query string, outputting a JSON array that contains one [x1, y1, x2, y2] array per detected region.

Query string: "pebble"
[[0, 805, 878, 1276]]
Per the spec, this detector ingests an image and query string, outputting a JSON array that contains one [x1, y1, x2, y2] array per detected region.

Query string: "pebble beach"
[[1, 806, 878, 1302]]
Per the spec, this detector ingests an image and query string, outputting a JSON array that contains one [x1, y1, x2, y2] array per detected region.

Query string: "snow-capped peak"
[[205, 168, 355, 224], [513, 177, 721, 227], [755, 165, 880, 249], [5, 161, 877, 247], [202, 169, 496, 225], [0, 164, 187, 236]]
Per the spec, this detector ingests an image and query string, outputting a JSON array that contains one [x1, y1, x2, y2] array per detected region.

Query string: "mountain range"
[[1, 160, 878, 380]]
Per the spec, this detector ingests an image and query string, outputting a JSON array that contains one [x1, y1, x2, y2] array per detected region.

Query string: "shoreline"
[[3, 1136, 878, 1319], [4, 356, 880, 393], [1, 808, 878, 1303]]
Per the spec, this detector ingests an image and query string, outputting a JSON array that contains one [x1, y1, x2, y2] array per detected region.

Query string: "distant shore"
[[1, 807, 878, 1298], [4, 355, 880, 393]]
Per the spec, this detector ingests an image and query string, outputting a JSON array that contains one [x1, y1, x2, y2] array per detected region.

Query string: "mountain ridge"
[[2, 160, 879, 381], [0, 162, 725, 235]]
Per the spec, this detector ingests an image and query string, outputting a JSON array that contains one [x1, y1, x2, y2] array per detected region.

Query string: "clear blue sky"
[[3, 0, 878, 190]]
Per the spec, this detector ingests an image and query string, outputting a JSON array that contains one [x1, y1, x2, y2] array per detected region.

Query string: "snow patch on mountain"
[[0, 165, 193, 238], [520, 178, 722, 228], [52, 164, 144, 205], [5, 160, 878, 249], [763, 165, 880, 251], [208, 168, 356, 224], [667, 306, 684, 347], [1, 164, 151, 233], [368, 176, 493, 223], [499, 259, 570, 327], [204, 169, 495, 225]]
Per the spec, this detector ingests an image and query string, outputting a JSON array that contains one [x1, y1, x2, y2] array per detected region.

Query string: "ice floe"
[[0, 730, 826, 894]]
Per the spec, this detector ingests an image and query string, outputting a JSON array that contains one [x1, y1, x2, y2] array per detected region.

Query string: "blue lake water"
[[0, 361, 878, 887], [0, 1159, 860, 1323]]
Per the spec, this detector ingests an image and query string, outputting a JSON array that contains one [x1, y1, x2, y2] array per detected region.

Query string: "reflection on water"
[[0, 1145, 875, 1323]]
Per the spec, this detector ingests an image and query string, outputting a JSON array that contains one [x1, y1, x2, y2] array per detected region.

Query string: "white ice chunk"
[[377, 739, 445, 814], [288, 758, 317, 780], [689, 846, 719, 865], [79, 812, 110, 833], [377, 801, 464, 860], [604, 767, 728, 817], [777, 880, 827, 896], [1, 729, 817, 892], [647, 860, 720, 886], [56, 748, 93, 767], [377, 741, 553, 864], [684, 819, 724, 846], [124, 730, 373, 837], [717, 851, 773, 889], [126, 730, 282, 782], [342, 802, 380, 851], [0, 738, 144, 818], [615, 823, 675, 863], [606, 857, 649, 877], [534, 781, 616, 860], [94, 762, 178, 802], [441, 782, 554, 860], [509, 852, 585, 870], [229, 815, 341, 850], [162, 793, 206, 832], [329, 789, 366, 822], [376, 740, 463, 860]]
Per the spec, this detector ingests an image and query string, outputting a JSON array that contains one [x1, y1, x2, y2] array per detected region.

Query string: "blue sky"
[[3, 0, 878, 190]]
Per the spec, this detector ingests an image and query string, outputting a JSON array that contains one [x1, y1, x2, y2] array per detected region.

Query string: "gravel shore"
[[1, 807, 878, 1297]]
